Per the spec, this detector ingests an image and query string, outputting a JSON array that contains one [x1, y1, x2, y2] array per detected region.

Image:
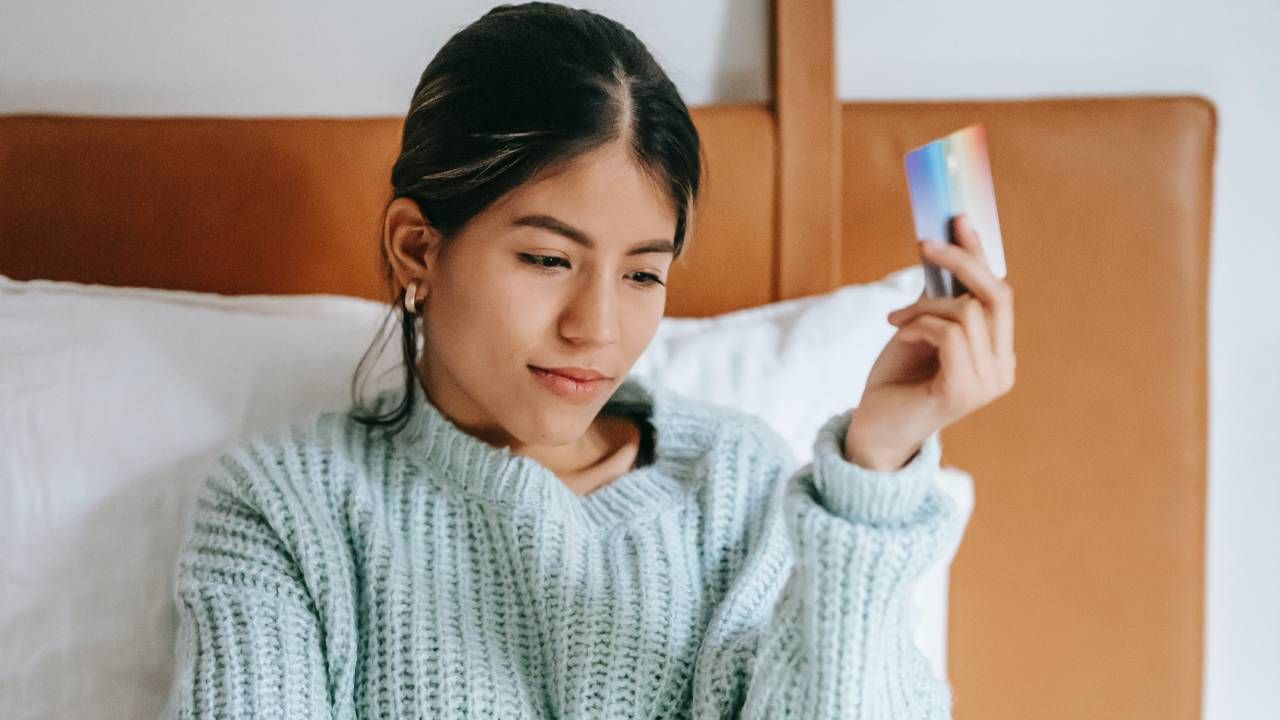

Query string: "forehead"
[[500, 144, 676, 230]]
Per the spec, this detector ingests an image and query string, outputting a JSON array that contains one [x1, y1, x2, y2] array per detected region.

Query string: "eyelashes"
[[517, 253, 666, 288]]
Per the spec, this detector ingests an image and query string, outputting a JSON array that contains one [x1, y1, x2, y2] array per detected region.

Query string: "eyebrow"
[[511, 214, 675, 256]]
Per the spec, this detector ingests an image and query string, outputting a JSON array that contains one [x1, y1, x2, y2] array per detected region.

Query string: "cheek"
[[481, 269, 561, 354], [498, 285, 549, 340], [427, 263, 530, 362], [623, 306, 664, 355]]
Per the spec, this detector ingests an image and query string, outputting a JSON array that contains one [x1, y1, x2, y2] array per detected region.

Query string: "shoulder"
[[634, 376, 789, 460], [647, 380, 799, 512], [652, 381, 797, 471], [177, 404, 382, 595], [192, 403, 375, 535]]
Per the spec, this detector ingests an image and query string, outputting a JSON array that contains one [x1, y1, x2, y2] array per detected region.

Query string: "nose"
[[560, 270, 621, 346]]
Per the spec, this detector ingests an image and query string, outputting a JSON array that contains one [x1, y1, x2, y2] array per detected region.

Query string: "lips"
[[528, 366, 609, 382], [528, 365, 610, 401]]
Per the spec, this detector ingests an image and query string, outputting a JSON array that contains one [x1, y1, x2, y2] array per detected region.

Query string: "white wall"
[[1, 1, 1274, 718]]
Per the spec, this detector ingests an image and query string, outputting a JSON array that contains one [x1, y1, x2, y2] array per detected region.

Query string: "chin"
[[507, 400, 595, 446]]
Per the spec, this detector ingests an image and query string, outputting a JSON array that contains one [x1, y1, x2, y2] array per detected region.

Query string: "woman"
[[163, 3, 1015, 718]]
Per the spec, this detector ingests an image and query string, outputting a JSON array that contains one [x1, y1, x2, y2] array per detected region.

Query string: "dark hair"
[[349, 1, 705, 436]]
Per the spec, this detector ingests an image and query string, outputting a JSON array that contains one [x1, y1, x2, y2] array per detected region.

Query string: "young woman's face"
[[386, 140, 677, 455]]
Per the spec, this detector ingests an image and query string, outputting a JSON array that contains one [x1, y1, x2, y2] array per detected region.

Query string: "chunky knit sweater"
[[163, 373, 963, 719]]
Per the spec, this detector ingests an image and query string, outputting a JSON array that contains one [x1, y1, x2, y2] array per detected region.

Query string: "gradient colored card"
[[904, 123, 1006, 298]]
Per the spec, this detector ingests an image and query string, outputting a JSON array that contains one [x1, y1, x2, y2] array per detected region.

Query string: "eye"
[[631, 272, 666, 288], [518, 254, 666, 289], [518, 253, 569, 274]]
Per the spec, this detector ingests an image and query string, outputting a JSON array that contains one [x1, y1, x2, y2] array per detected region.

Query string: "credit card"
[[903, 123, 1007, 298]]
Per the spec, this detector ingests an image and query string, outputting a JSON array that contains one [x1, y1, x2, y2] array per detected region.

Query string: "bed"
[[0, 3, 1213, 719]]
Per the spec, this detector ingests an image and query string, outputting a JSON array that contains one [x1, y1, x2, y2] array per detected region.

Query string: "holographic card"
[[904, 123, 1006, 298]]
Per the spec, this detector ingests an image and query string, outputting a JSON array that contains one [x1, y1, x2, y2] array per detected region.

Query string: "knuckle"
[[943, 323, 966, 345]]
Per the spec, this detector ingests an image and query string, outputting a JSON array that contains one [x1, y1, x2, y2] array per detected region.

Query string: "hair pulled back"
[[350, 2, 705, 435]]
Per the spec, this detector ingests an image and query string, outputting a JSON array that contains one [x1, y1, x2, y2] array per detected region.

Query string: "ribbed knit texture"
[[163, 373, 963, 719]]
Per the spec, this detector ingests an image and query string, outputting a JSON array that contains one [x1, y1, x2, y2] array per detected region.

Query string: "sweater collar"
[[392, 373, 701, 532]]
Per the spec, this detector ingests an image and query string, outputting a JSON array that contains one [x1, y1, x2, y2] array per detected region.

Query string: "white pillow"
[[0, 266, 972, 720]]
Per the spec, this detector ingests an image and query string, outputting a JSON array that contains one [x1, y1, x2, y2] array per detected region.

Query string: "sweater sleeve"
[[690, 408, 964, 719], [161, 442, 335, 720]]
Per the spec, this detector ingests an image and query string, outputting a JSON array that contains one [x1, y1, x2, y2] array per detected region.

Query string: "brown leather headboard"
[[0, 96, 1213, 720], [839, 97, 1213, 720]]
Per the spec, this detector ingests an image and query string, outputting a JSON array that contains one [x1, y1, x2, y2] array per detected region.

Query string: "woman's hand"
[[843, 214, 1016, 470]]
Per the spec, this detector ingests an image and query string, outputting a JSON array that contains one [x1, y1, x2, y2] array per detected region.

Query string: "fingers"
[[949, 214, 1015, 369], [884, 214, 1018, 419], [920, 215, 1000, 304], [891, 314, 979, 416], [889, 296, 1001, 397], [949, 214, 985, 255], [918, 213, 1015, 369]]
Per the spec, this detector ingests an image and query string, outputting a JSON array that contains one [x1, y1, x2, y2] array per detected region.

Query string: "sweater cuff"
[[809, 408, 942, 525]]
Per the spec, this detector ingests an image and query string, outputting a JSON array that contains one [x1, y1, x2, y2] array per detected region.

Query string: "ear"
[[383, 197, 442, 296]]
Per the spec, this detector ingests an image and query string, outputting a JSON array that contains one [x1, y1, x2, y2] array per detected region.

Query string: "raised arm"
[[691, 409, 965, 719]]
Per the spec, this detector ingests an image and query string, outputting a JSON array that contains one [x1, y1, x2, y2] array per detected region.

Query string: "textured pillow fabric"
[[0, 267, 972, 720]]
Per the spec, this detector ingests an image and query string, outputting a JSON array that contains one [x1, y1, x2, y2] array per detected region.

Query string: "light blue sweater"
[[164, 373, 962, 718]]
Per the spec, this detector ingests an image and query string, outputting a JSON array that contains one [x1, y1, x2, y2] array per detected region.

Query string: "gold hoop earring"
[[403, 280, 419, 315]]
